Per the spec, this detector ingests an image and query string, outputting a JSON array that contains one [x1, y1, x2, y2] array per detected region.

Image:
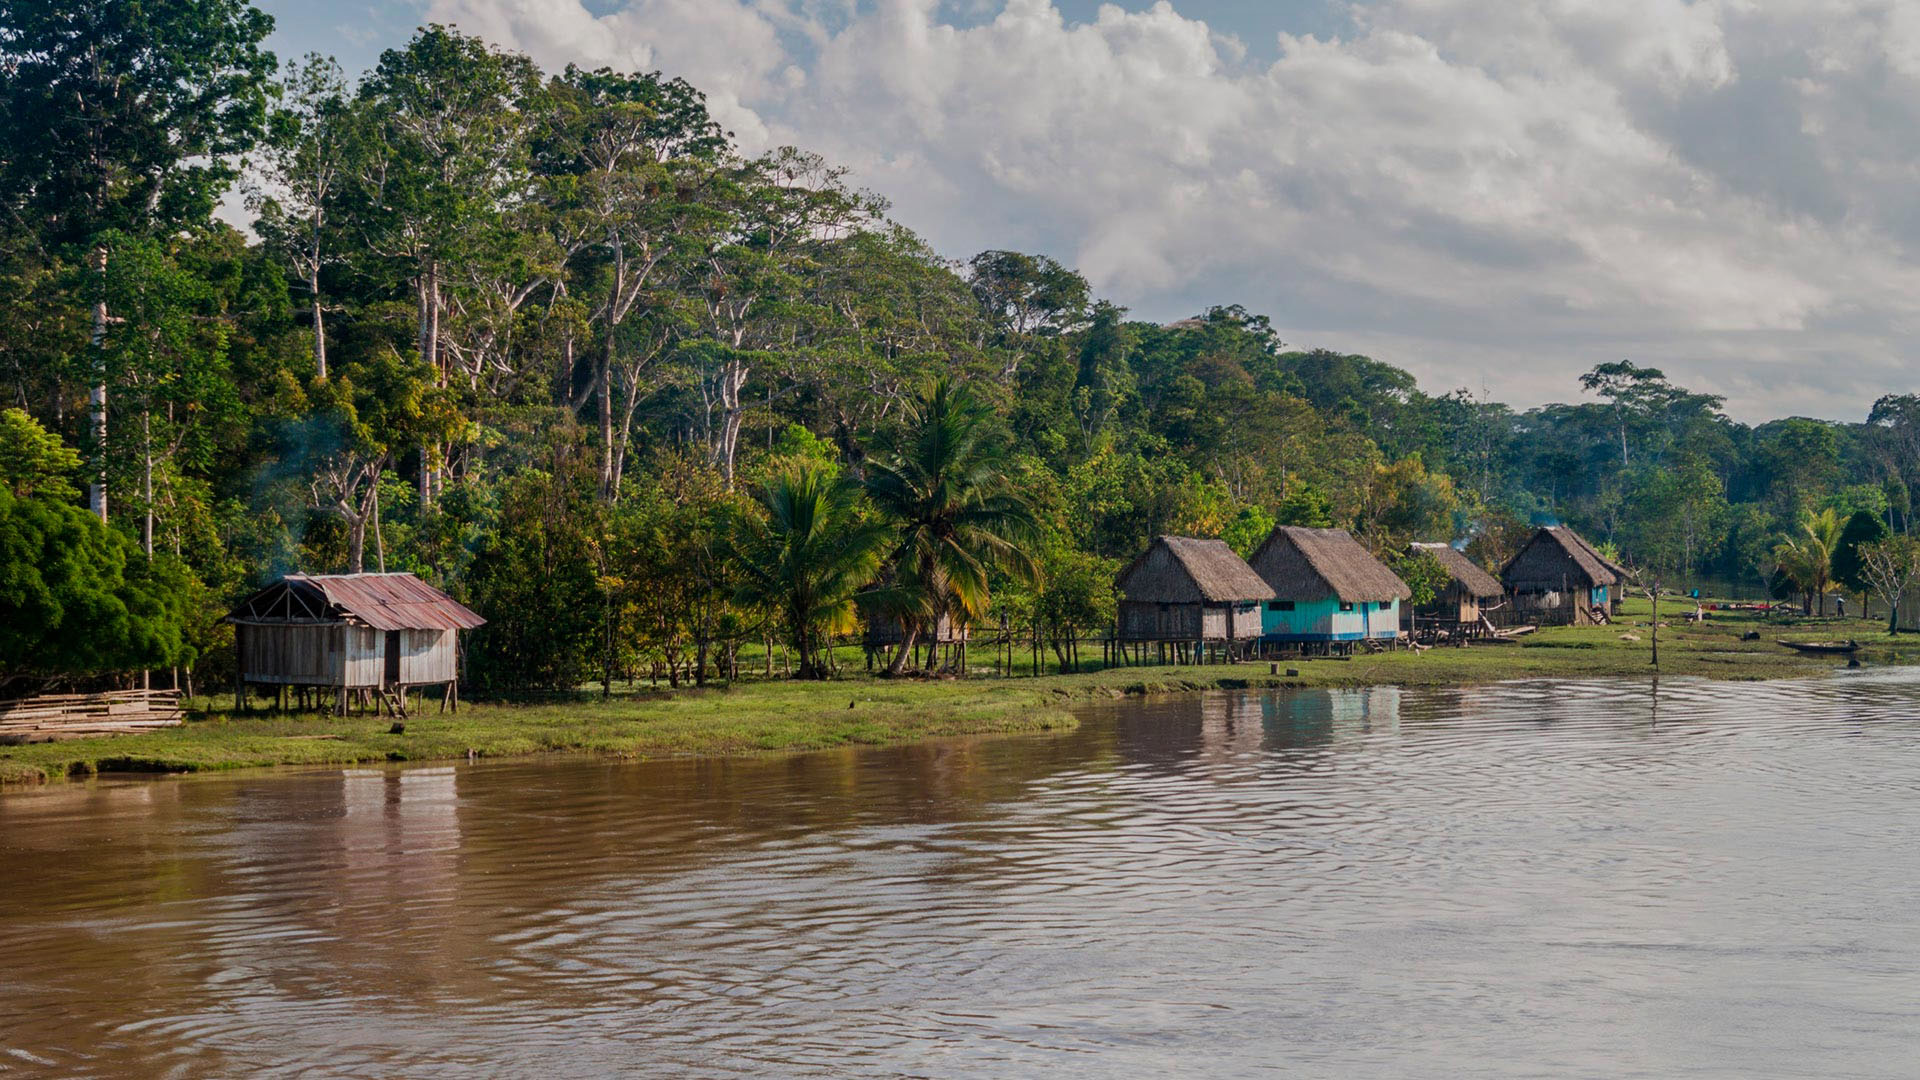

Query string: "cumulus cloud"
[[423, 0, 1920, 421]]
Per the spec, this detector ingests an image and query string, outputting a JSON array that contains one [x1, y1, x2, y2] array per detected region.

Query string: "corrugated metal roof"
[[281, 573, 486, 631]]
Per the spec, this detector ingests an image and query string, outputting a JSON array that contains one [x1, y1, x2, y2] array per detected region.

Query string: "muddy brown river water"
[[4, 673, 1920, 1077]]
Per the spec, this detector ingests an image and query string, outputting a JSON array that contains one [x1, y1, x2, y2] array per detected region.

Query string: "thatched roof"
[[1250, 526, 1411, 603], [1116, 536, 1275, 604], [1410, 542, 1503, 598], [1501, 526, 1625, 588]]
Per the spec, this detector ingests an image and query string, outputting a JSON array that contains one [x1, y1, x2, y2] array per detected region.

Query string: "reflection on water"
[[5, 674, 1920, 1077]]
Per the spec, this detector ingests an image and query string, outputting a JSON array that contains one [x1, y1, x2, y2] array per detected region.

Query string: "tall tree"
[[545, 64, 724, 498], [966, 249, 1090, 383], [1773, 508, 1845, 616], [728, 463, 884, 678], [93, 230, 236, 557], [349, 26, 544, 505], [0, 0, 274, 520], [252, 54, 350, 381], [690, 148, 879, 486], [864, 379, 1040, 674], [1858, 536, 1920, 634]]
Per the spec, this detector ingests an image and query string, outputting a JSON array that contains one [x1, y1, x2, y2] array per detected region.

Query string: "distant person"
[[1836, 596, 1847, 618]]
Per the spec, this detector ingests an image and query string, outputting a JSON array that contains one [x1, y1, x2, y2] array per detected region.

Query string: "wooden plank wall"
[[343, 626, 383, 688], [399, 628, 457, 684], [241, 623, 347, 684]]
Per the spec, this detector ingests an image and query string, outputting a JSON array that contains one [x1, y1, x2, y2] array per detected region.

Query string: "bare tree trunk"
[[418, 264, 441, 509], [89, 246, 109, 522], [372, 482, 386, 573], [141, 407, 153, 556], [598, 333, 615, 499], [348, 512, 366, 575], [310, 251, 327, 380], [716, 357, 748, 488]]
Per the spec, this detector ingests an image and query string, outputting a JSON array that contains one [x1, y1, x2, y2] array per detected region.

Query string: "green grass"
[[2, 595, 1904, 787]]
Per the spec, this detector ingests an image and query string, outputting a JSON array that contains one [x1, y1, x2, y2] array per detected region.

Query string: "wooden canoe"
[[1779, 640, 1860, 655]]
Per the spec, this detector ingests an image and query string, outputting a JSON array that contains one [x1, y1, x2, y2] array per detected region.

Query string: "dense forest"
[[6, 3, 1920, 693]]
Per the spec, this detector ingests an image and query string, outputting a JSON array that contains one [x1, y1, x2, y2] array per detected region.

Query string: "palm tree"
[[1773, 508, 1845, 616], [729, 463, 885, 679], [865, 379, 1041, 675]]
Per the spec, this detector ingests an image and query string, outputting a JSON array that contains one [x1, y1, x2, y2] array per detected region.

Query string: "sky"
[[253, 0, 1920, 424]]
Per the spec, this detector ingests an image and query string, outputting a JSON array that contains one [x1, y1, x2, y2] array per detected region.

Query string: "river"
[[4, 673, 1919, 1077]]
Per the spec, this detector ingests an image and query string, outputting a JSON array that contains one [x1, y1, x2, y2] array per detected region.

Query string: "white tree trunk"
[[90, 247, 109, 522]]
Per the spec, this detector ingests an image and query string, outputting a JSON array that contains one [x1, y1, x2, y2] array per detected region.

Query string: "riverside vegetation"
[[9, 8, 1920, 741], [4, 597, 1898, 786]]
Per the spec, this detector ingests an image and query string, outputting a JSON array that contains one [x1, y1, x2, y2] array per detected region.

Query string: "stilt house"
[[1114, 536, 1272, 657], [861, 604, 967, 671], [1500, 526, 1626, 625], [227, 573, 485, 711], [1402, 542, 1505, 634], [1248, 526, 1410, 649]]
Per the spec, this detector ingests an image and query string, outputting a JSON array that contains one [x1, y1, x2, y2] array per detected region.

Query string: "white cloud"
[[424, 0, 1920, 421]]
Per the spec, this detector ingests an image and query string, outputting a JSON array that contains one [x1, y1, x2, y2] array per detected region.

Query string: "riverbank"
[[1, 598, 1899, 787]]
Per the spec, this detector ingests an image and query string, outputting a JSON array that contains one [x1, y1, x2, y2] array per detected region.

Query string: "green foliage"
[[1390, 549, 1453, 608], [0, 0, 275, 245], [465, 456, 605, 693], [1833, 509, 1889, 594], [865, 379, 1040, 671], [1773, 508, 1846, 614], [1274, 485, 1335, 528], [729, 463, 884, 678], [1857, 534, 1920, 632], [0, 409, 81, 500], [4, 14, 1917, 697], [0, 487, 187, 686], [1222, 504, 1276, 559]]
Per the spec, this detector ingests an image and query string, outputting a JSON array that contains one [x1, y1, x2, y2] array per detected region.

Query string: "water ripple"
[[5, 674, 1920, 1077]]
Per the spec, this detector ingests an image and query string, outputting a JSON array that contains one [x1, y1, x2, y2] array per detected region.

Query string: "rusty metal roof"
[[231, 573, 486, 631]]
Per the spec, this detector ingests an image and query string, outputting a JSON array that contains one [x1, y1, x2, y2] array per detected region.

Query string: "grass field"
[[3, 595, 1908, 787]]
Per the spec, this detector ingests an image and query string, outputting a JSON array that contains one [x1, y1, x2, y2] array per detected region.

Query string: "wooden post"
[[1649, 581, 1660, 668]]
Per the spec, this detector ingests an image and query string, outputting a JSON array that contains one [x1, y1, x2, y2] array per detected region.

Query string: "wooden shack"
[[227, 573, 485, 714], [1114, 536, 1273, 663], [861, 607, 968, 672], [1402, 542, 1505, 637], [1248, 526, 1410, 653], [1500, 526, 1626, 625]]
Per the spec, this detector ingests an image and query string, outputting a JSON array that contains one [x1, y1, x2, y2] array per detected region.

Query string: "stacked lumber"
[[0, 689, 184, 743]]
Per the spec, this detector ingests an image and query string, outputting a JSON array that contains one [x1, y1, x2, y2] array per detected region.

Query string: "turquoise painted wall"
[[1262, 597, 1400, 641]]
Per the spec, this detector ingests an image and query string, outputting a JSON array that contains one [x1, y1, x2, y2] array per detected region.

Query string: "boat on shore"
[[1779, 640, 1860, 655]]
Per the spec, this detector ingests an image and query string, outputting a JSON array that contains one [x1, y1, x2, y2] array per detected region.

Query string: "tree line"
[[5, 5, 1919, 693]]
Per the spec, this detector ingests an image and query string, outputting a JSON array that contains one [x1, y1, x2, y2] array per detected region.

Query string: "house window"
[[1339, 602, 1355, 612], [1268, 600, 1295, 612]]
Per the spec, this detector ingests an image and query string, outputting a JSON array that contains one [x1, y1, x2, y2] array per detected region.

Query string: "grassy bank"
[[2, 596, 1903, 787]]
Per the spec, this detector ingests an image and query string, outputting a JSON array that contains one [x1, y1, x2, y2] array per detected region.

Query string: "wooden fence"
[[0, 688, 184, 743]]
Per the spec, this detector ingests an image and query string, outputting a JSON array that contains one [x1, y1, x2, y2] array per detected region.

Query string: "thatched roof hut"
[[1405, 542, 1503, 633], [1114, 536, 1272, 645], [1501, 526, 1624, 591], [1500, 526, 1627, 625], [1410, 542, 1503, 598], [1118, 536, 1275, 604], [1249, 526, 1411, 604]]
